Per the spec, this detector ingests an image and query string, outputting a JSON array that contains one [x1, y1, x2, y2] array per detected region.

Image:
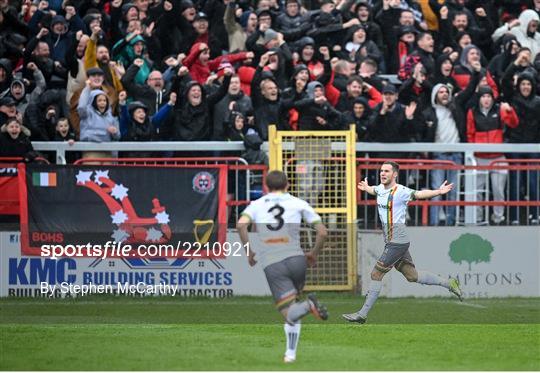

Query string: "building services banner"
[[0, 232, 271, 297], [18, 164, 227, 256], [359, 227, 540, 298]]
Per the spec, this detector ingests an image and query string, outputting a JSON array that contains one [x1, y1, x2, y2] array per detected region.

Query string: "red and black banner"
[[18, 164, 227, 255], [0, 163, 19, 215]]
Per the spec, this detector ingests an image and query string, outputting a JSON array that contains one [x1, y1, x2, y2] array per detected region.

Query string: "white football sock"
[[358, 280, 382, 318], [417, 270, 449, 289], [286, 300, 310, 323], [284, 321, 301, 358]]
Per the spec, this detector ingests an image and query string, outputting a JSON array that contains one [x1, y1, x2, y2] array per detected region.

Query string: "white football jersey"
[[374, 183, 416, 244], [242, 192, 321, 268]]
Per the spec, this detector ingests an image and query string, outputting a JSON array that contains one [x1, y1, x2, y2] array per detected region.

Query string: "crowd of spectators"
[[0, 0, 539, 224]]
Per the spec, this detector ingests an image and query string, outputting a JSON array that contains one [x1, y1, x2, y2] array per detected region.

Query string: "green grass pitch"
[[1, 294, 539, 370]]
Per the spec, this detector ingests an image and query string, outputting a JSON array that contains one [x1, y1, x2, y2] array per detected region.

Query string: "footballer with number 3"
[[237, 170, 329, 363], [343, 161, 463, 324]]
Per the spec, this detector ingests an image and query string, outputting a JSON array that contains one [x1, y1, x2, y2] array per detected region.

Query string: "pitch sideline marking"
[[456, 302, 488, 309]]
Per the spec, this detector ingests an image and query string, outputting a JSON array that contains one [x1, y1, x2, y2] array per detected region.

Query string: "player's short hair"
[[266, 170, 288, 191], [382, 161, 399, 173]]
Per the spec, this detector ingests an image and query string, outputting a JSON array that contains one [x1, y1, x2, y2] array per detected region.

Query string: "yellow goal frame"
[[268, 125, 357, 291]]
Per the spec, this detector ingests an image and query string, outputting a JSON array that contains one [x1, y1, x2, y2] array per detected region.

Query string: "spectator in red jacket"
[[466, 85, 519, 224], [182, 42, 253, 85], [336, 75, 382, 112], [452, 44, 499, 98]]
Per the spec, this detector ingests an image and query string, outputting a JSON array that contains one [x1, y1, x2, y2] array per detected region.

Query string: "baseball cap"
[[382, 84, 397, 94], [194, 12, 208, 21], [0, 97, 17, 106], [263, 28, 278, 44], [86, 67, 105, 76]]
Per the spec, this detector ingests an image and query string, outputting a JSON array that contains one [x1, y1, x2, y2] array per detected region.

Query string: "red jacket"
[[323, 69, 340, 107], [183, 42, 249, 85], [452, 66, 499, 99], [237, 66, 255, 97], [466, 103, 519, 158]]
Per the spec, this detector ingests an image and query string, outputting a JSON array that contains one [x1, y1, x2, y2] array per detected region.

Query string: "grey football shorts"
[[375, 242, 415, 273], [263, 255, 307, 310]]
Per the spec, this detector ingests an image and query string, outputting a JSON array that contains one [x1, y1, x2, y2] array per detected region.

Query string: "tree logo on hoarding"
[[449, 233, 494, 270]]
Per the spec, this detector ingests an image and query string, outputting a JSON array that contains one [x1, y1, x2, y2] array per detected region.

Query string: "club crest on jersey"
[[192, 171, 215, 194]]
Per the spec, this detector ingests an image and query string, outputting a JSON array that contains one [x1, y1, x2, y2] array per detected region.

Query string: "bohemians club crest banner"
[[18, 164, 227, 256]]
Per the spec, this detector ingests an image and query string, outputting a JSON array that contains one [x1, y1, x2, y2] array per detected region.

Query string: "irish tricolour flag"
[[32, 172, 57, 187]]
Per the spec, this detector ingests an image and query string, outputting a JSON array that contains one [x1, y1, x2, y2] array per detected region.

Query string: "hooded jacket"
[[11, 69, 46, 115], [501, 65, 540, 143], [112, 35, 151, 84], [0, 123, 36, 160], [493, 10, 540, 59], [295, 37, 325, 80], [413, 71, 480, 142], [281, 64, 310, 131], [109, 3, 137, 42], [514, 10, 540, 59], [182, 42, 249, 85], [212, 90, 253, 140], [466, 87, 519, 158], [292, 81, 343, 131], [44, 16, 74, 66], [341, 25, 383, 66], [119, 101, 172, 142], [9, 80, 30, 116], [169, 74, 231, 141], [487, 34, 520, 83], [121, 64, 170, 116], [432, 54, 460, 94], [343, 96, 372, 141], [225, 111, 247, 142], [0, 59, 13, 99], [452, 45, 499, 97], [77, 87, 120, 143], [23, 89, 69, 141]]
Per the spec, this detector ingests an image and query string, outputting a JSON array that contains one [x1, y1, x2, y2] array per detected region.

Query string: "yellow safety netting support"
[[269, 125, 357, 291]]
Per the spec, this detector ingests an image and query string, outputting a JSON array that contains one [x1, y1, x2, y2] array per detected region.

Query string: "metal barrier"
[[73, 157, 268, 225], [356, 158, 540, 227], [33, 141, 247, 164], [0, 157, 50, 164], [26, 141, 540, 225]]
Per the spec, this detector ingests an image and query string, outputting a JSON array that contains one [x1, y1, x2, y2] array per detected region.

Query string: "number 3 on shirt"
[[266, 204, 285, 231]]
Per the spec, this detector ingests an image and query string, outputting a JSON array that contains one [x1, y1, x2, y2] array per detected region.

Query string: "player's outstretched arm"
[[414, 180, 454, 200], [358, 177, 376, 196], [306, 222, 328, 267], [237, 215, 257, 266]]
